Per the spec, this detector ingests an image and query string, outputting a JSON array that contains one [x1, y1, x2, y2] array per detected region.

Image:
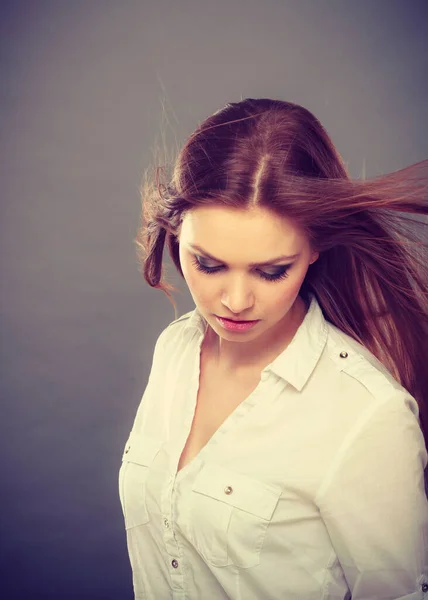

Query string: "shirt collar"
[[182, 293, 328, 391]]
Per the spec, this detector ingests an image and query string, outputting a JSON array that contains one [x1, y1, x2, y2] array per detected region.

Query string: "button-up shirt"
[[118, 293, 428, 599]]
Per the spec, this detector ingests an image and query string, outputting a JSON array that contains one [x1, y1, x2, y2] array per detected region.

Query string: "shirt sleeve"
[[315, 392, 428, 599]]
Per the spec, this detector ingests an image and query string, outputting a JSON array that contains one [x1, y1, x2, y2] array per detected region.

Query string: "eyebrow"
[[189, 244, 300, 267]]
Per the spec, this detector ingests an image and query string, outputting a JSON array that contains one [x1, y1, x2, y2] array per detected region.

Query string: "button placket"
[[160, 468, 184, 565]]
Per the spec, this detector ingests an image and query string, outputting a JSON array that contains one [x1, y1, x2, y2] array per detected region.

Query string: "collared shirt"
[[118, 293, 428, 599]]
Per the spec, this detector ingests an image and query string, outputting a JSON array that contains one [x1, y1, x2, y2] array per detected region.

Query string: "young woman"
[[119, 98, 428, 599]]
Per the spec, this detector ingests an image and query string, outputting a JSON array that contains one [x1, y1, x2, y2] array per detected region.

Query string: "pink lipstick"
[[215, 316, 260, 332]]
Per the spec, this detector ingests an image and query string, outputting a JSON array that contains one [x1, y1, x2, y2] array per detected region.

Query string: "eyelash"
[[191, 257, 291, 282]]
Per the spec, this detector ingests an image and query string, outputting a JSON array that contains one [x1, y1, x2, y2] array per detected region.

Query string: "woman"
[[119, 98, 428, 599]]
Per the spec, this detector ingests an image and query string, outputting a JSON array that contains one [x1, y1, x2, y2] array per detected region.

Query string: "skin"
[[177, 205, 319, 374]]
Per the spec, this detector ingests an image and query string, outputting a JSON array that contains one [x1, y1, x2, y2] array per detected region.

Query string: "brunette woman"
[[119, 98, 428, 599]]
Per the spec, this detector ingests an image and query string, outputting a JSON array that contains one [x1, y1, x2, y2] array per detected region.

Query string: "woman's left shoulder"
[[323, 321, 410, 403]]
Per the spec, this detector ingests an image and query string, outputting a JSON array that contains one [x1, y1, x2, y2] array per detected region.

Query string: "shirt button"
[[224, 486, 233, 495], [422, 583, 428, 592], [172, 559, 178, 568], [339, 351, 348, 358], [163, 518, 169, 528]]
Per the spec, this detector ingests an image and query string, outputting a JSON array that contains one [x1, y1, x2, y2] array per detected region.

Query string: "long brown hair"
[[136, 98, 428, 449]]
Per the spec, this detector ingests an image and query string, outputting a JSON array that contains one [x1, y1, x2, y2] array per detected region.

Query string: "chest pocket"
[[118, 432, 161, 529], [189, 463, 282, 568]]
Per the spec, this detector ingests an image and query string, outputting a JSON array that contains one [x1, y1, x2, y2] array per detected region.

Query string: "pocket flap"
[[192, 463, 282, 520], [122, 431, 161, 466]]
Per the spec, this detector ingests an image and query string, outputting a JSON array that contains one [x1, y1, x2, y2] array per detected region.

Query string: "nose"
[[221, 277, 255, 315]]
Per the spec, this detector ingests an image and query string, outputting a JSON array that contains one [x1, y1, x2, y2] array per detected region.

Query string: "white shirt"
[[119, 293, 428, 599]]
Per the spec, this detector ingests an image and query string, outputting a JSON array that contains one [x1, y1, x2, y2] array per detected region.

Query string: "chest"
[[177, 360, 262, 473]]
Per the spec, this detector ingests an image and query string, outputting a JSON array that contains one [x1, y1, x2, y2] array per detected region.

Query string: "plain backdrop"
[[1, 0, 427, 598]]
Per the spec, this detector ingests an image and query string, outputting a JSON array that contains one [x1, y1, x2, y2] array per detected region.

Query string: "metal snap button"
[[422, 582, 428, 592], [339, 351, 348, 358], [164, 518, 169, 528], [172, 559, 178, 568], [224, 486, 233, 495]]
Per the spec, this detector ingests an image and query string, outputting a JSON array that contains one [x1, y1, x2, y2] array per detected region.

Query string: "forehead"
[[180, 205, 305, 244]]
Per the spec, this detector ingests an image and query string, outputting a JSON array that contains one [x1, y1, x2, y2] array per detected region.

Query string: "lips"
[[217, 316, 257, 323]]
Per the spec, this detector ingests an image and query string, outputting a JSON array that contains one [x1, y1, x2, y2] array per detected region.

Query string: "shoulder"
[[153, 309, 196, 354], [167, 310, 195, 328], [307, 321, 422, 456], [322, 320, 410, 405], [163, 309, 195, 339]]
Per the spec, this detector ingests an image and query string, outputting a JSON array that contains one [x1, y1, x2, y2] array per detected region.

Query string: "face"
[[177, 205, 319, 363]]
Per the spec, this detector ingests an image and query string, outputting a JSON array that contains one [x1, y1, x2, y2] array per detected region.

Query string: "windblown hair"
[[136, 98, 428, 449]]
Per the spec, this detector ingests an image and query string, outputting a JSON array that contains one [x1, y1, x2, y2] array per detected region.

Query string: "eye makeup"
[[191, 256, 291, 282]]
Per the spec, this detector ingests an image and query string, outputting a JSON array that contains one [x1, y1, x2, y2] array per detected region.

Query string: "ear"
[[310, 251, 319, 265]]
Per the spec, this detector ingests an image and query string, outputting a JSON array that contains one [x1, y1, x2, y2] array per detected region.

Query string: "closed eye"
[[191, 256, 291, 282]]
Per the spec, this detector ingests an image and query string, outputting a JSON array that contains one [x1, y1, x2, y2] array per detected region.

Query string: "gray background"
[[1, 1, 427, 598]]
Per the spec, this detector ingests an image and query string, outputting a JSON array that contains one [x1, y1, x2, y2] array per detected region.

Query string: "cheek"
[[184, 266, 212, 300], [268, 285, 297, 309], [267, 270, 306, 308]]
